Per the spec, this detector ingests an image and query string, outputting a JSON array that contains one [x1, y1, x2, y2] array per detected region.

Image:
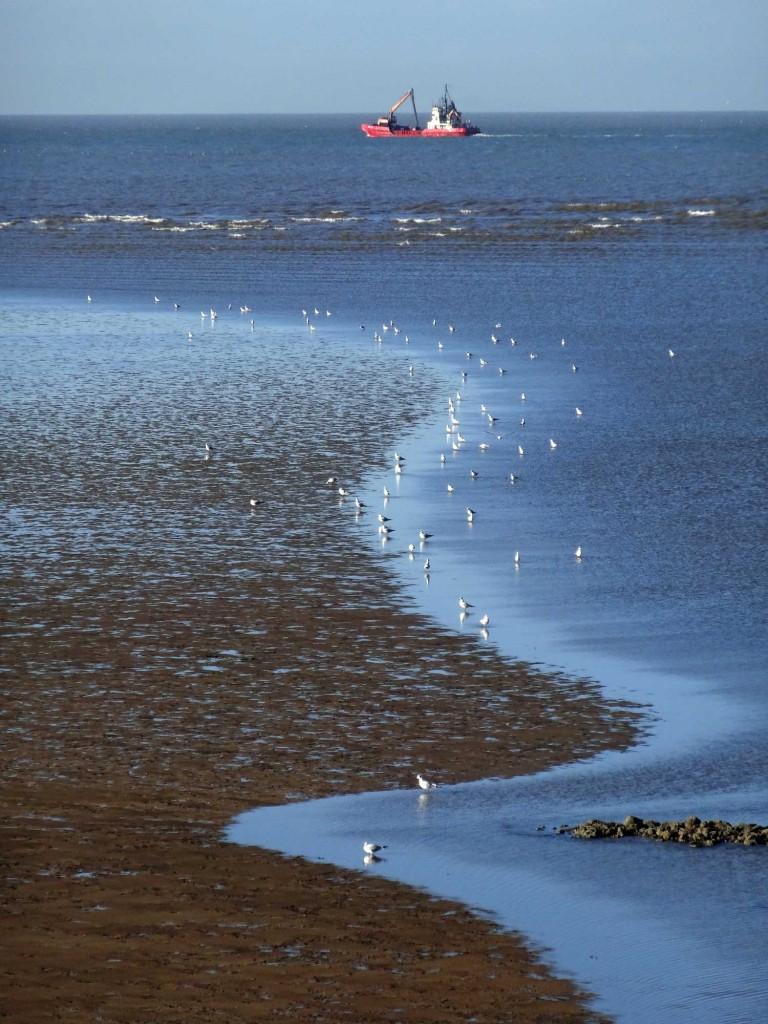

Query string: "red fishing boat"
[[361, 86, 481, 138]]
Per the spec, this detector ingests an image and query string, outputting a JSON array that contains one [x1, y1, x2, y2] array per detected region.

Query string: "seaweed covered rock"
[[566, 816, 768, 847]]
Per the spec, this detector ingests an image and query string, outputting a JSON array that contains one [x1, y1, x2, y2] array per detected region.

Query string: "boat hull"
[[361, 123, 480, 138]]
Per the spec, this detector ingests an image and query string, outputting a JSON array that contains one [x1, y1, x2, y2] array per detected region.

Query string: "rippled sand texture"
[[1, 307, 642, 1022]]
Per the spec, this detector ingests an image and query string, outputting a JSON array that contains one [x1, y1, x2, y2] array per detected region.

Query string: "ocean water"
[[3, 112, 767, 1021]]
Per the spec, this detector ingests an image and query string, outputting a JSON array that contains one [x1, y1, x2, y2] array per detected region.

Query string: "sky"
[[1, 0, 766, 115]]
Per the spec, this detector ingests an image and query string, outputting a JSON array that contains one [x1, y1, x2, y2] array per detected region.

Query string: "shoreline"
[[1, 296, 645, 1021]]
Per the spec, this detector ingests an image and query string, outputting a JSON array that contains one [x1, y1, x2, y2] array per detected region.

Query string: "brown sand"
[[2, 335, 646, 1022]]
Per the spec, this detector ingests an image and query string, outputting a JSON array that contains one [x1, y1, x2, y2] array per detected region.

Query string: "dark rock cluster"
[[563, 815, 768, 847]]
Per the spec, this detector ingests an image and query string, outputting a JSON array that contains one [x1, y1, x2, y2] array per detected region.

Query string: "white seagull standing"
[[459, 596, 473, 611], [466, 507, 475, 522], [479, 613, 490, 628], [363, 841, 387, 856], [416, 773, 437, 791]]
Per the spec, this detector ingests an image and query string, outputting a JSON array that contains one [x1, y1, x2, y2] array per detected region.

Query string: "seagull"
[[448, 325, 456, 333], [440, 453, 446, 464], [470, 469, 479, 479], [575, 407, 583, 417], [363, 841, 387, 856], [354, 498, 367, 511], [377, 513, 391, 523], [417, 773, 437, 791], [668, 348, 676, 358], [447, 484, 455, 493], [204, 443, 213, 453], [509, 472, 519, 483], [424, 558, 430, 572], [572, 364, 578, 373], [153, 295, 160, 303], [521, 392, 526, 401], [325, 476, 337, 486], [478, 443, 491, 451], [550, 438, 558, 449], [187, 331, 193, 340], [514, 550, 521, 565], [379, 524, 395, 536], [459, 597, 473, 611], [479, 613, 490, 628], [249, 498, 262, 509], [87, 294, 92, 302], [518, 445, 525, 456], [419, 531, 433, 542], [575, 545, 583, 559], [466, 507, 475, 522], [383, 486, 390, 498], [338, 487, 350, 497]]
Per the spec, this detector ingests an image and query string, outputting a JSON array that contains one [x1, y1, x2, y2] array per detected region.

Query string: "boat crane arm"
[[389, 89, 415, 116], [383, 88, 419, 128]]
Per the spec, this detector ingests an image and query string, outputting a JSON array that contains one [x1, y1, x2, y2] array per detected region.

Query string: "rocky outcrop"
[[562, 815, 768, 847]]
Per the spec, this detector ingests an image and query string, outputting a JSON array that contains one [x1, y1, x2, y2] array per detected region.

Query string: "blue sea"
[[2, 112, 767, 1022]]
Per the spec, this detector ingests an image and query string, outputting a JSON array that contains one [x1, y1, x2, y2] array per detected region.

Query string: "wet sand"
[[1, 320, 645, 1022]]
